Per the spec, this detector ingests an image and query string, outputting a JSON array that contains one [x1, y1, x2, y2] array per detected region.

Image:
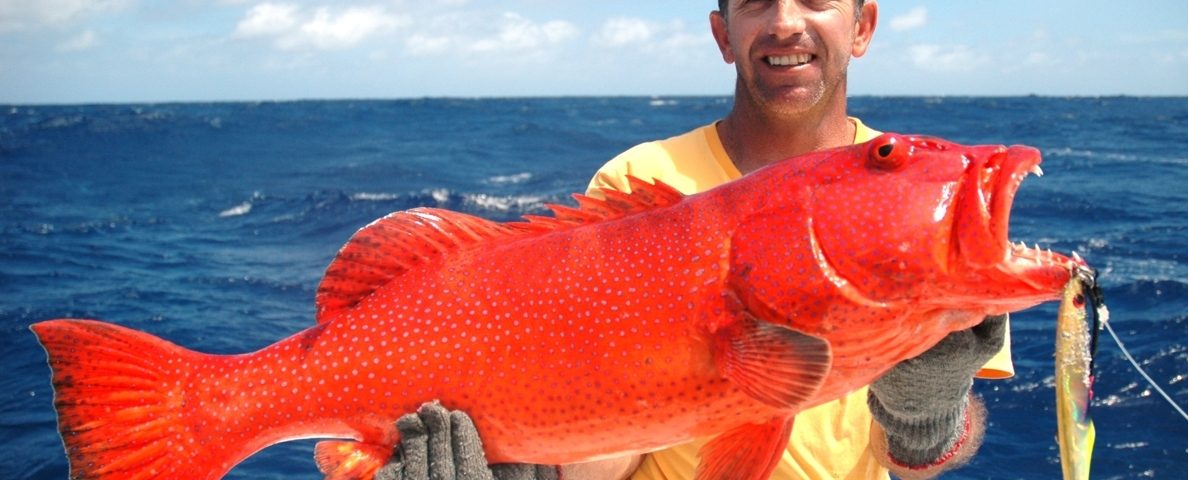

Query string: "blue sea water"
[[1, 96, 1186, 479]]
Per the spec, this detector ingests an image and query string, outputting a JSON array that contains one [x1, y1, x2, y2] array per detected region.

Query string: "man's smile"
[[766, 53, 814, 67]]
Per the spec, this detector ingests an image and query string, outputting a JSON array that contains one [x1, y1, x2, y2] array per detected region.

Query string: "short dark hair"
[[716, 0, 867, 18]]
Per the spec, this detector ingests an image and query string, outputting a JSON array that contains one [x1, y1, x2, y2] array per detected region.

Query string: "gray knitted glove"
[[376, 402, 558, 480], [867, 314, 1007, 468]]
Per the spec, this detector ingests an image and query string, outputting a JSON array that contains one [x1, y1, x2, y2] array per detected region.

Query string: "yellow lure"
[[1055, 269, 1101, 480]]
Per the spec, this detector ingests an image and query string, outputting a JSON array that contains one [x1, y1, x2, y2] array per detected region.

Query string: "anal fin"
[[695, 416, 795, 480], [315, 440, 393, 480]]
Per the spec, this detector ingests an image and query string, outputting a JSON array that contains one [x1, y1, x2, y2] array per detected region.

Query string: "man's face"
[[711, 0, 875, 117]]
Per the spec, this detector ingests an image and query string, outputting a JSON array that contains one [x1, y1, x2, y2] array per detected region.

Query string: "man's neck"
[[716, 92, 856, 175]]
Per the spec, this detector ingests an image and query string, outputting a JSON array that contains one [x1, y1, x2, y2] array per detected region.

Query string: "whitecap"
[[463, 193, 546, 212], [219, 201, 253, 218], [484, 173, 533, 185], [1108, 442, 1150, 450], [1044, 147, 1138, 162], [351, 192, 400, 201], [1010, 381, 1044, 393]]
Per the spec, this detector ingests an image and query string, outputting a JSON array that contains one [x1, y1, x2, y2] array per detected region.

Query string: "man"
[[382, 1, 1011, 478]]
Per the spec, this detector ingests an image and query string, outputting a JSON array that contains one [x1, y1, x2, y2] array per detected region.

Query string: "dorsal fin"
[[315, 208, 518, 323], [542, 175, 684, 225], [315, 177, 685, 323]]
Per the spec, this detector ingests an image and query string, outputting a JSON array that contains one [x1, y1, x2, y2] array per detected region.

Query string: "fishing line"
[[1083, 268, 1186, 421], [1100, 316, 1188, 422]]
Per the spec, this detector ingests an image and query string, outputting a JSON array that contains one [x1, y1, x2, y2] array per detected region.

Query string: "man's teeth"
[[768, 54, 812, 66]]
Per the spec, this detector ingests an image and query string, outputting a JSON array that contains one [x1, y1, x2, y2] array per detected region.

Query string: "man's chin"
[[756, 88, 827, 117]]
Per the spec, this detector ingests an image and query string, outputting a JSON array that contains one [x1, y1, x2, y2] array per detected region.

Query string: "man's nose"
[[768, 1, 808, 39]]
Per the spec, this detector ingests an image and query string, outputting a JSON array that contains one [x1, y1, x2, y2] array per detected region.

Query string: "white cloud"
[[1119, 29, 1188, 45], [889, 6, 927, 32], [907, 44, 988, 72], [57, 28, 98, 51], [589, 16, 712, 67], [233, 3, 299, 38], [232, 3, 407, 51], [1023, 51, 1049, 66], [288, 6, 405, 50], [0, 0, 129, 32], [404, 12, 577, 57], [657, 27, 707, 52], [405, 33, 449, 55], [470, 13, 577, 53], [594, 17, 655, 47]]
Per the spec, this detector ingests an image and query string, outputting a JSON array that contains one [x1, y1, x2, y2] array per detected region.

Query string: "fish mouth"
[[954, 145, 1081, 296]]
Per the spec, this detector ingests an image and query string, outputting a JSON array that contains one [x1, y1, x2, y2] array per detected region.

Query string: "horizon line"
[[7, 93, 1188, 108]]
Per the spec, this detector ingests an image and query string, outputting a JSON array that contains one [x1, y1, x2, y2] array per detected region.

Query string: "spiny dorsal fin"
[[315, 177, 685, 323], [315, 208, 519, 323], [537, 175, 684, 225]]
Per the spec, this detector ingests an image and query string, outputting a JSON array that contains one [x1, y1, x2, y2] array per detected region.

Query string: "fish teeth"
[[1030, 165, 1045, 177]]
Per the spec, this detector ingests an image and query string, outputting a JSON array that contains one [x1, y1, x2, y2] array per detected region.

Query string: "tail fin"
[[31, 319, 222, 480]]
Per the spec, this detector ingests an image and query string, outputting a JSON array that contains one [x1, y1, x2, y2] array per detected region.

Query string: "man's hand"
[[377, 402, 558, 480], [867, 314, 1007, 474]]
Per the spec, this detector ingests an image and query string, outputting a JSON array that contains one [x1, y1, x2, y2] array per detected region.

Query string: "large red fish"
[[33, 133, 1083, 480]]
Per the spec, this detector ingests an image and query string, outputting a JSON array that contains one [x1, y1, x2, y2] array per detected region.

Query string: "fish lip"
[[954, 144, 1042, 265], [987, 147, 1084, 297], [990, 146, 1039, 249], [951, 144, 1078, 297]]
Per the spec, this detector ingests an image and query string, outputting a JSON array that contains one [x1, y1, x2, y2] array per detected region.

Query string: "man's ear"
[[852, 0, 878, 58], [710, 10, 736, 64]]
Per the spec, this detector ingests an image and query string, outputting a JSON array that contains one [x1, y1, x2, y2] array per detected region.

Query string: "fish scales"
[[33, 133, 1085, 480]]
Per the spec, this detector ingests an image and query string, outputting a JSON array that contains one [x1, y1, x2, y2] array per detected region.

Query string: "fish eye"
[[869, 135, 906, 170]]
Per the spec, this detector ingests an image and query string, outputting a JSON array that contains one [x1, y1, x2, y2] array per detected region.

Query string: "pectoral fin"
[[695, 415, 795, 480], [713, 310, 830, 410]]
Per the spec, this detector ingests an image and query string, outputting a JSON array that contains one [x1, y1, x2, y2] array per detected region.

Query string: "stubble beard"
[[740, 56, 852, 122]]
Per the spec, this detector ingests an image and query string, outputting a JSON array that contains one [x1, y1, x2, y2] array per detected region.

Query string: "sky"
[[1, 0, 1186, 104]]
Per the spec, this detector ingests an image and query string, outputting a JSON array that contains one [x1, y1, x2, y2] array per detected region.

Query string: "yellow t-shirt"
[[586, 118, 1013, 480]]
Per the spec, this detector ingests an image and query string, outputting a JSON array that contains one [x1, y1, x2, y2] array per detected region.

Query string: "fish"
[[1055, 265, 1103, 480], [32, 133, 1086, 480]]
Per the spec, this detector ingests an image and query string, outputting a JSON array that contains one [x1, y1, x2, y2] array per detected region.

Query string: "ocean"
[[2, 96, 1185, 478]]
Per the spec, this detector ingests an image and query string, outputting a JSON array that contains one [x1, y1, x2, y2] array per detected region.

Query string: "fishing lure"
[[1055, 262, 1104, 480]]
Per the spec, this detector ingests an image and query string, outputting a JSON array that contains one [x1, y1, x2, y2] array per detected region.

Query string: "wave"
[[218, 201, 253, 218], [214, 188, 556, 228], [1045, 147, 1140, 162], [350, 192, 401, 201], [483, 172, 533, 185], [461, 192, 547, 212], [217, 191, 265, 218]]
